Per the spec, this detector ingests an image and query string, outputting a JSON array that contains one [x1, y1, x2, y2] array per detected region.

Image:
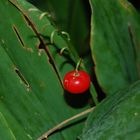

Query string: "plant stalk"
[[37, 107, 95, 140]]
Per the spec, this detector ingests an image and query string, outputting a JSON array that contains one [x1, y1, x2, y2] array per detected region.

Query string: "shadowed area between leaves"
[[64, 90, 91, 108]]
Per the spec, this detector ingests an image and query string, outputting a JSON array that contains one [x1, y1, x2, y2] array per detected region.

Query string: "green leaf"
[[66, 0, 91, 56], [90, 0, 140, 94], [0, 0, 93, 139], [80, 80, 140, 140], [0, 111, 16, 140]]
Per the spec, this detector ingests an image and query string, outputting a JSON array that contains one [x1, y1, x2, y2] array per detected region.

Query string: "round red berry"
[[63, 70, 91, 94]]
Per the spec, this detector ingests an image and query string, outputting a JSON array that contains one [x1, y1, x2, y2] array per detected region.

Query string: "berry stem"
[[37, 107, 95, 140], [75, 58, 82, 72]]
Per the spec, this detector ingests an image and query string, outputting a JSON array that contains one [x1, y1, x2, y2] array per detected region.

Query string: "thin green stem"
[[75, 58, 82, 71]]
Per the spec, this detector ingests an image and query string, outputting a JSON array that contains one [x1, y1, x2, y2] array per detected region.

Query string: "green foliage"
[[28, 0, 93, 79], [28, 0, 91, 56], [0, 0, 96, 139], [90, 0, 140, 95], [80, 80, 140, 140], [0, 0, 140, 139]]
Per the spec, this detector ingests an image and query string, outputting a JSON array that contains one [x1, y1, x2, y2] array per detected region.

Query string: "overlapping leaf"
[[0, 0, 93, 139], [80, 80, 140, 140], [90, 0, 140, 94]]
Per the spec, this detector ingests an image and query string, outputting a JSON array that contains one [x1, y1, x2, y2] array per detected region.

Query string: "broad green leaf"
[[80, 80, 140, 140], [0, 111, 16, 140], [0, 0, 93, 139], [90, 0, 140, 94]]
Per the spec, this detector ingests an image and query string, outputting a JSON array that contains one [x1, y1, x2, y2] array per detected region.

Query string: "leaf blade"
[[81, 80, 140, 140], [90, 0, 140, 94]]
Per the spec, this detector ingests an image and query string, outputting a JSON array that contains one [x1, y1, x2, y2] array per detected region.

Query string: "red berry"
[[63, 70, 91, 94]]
